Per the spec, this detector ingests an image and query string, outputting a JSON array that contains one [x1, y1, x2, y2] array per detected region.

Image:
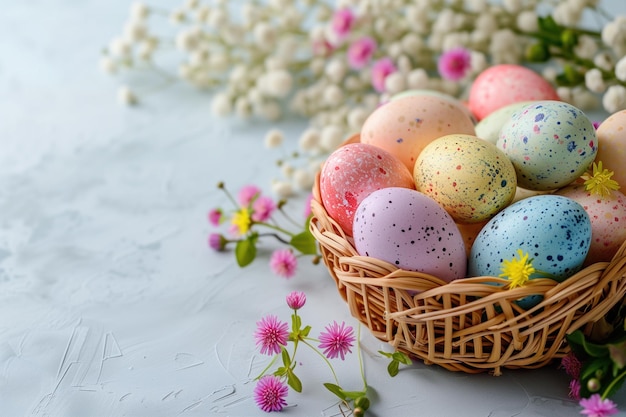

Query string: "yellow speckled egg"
[[414, 134, 517, 223], [596, 110, 626, 189], [361, 94, 476, 171]]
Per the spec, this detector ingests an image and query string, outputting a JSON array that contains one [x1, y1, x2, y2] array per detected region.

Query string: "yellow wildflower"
[[581, 161, 620, 198], [232, 208, 252, 235], [499, 249, 535, 289]]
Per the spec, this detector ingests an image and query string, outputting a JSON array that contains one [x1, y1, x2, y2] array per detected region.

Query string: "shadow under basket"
[[310, 173, 626, 375]]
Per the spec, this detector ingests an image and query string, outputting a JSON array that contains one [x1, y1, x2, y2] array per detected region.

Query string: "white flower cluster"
[[101, 0, 626, 197]]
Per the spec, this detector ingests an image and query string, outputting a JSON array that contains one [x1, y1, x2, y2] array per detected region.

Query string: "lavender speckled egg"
[[468, 195, 592, 283], [497, 101, 597, 191], [353, 187, 467, 282], [320, 142, 415, 236]]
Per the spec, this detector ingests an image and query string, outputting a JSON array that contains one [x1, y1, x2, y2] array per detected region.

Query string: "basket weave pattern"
[[310, 173, 626, 375]]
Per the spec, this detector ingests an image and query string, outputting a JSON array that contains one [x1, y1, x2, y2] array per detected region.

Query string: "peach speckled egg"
[[456, 220, 488, 257], [596, 110, 626, 189], [353, 187, 466, 282], [414, 134, 517, 223], [556, 182, 626, 265], [320, 142, 415, 236], [390, 89, 477, 124], [360, 94, 475, 171], [468, 64, 559, 121]]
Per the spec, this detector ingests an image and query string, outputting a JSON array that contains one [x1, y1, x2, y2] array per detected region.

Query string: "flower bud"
[[561, 29, 578, 50], [587, 377, 601, 392], [353, 407, 365, 417], [355, 396, 370, 411], [525, 43, 550, 62]]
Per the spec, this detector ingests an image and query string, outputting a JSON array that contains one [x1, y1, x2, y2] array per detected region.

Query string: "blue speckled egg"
[[353, 187, 467, 282], [496, 101, 597, 191], [468, 195, 592, 283]]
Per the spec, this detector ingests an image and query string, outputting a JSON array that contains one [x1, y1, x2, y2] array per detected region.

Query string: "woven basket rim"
[[310, 150, 626, 374]]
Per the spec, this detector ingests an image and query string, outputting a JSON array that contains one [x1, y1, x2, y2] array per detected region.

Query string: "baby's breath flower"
[[499, 249, 536, 289], [615, 56, 626, 82], [264, 129, 284, 149], [602, 85, 626, 113], [581, 161, 621, 198], [585, 68, 607, 93], [117, 86, 138, 105]]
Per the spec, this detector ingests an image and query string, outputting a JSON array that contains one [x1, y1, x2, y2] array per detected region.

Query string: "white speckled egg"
[[414, 134, 517, 223], [556, 182, 626, 265], [320, 142, 415, 236], [353, 187, 467, 282], [497, 101, 597, 191], [468, 195, 592, 282], [361, 94, 476, 171]]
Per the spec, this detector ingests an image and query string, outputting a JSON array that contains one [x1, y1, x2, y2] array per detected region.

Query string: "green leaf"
[[388, 359, 400, 377], [301, 325, 311, 338], [378, 350, 394, 359], [287, 369, 302, 393], [292, 314, 302, 332], [392, 351, 412, 365], [580, 357, 612, 381], [281, 347, 291, 368], [235, 235, 257, 267], [290, 229, 318, 255], [609, 340, 626, 369], [341, 390, 367, 400], [567, 330, 609, 358], [324, 383, 347, 400], [274, 366, 287, 377]]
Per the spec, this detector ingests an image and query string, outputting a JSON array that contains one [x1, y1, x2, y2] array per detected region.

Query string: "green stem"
[[301, 339, 341, 386], [357, 324, 367, 391], [601, 368, 626, 400], [255, 221, 296, 237], [256, 232, 291, 245], [255, 354, 280, 380]]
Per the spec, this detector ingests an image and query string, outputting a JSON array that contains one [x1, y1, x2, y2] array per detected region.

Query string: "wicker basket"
[[310, 152, 626, 375]]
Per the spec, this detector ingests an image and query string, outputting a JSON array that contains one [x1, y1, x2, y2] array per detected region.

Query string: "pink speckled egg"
[[596, 110, 626, 189], [353, 187, 467, 281], [320, 142, 415, 236], [360, 94, 475, 171], [468, 64, 560, 121], [556, 182, 626, 265]]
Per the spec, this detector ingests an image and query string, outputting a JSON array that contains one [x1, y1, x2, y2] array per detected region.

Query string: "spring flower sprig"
[[207, 182, 319, 274], [562, 297, 626, 416], [254, 291, 412, 415], [499, 249, 537, 289]]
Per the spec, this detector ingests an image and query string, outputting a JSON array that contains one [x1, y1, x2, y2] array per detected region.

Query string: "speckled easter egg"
[[596, 110, 626, 189], [468, 64, 559, 121], [468, 195, 592, 283], [320, 142, 415, 236], [475, 101, 535, 144], [353, 187, 466, 282], [414, 134, 517, 223], [497, 101, 597, 191], [361, 94, 476, 171], [390, 89, 476, 123], [556, 182, 626, 265]]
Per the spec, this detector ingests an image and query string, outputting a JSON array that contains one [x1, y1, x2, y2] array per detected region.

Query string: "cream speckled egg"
[[556, 182, 626, 265], [320, 142, 415, 236], [361, 94, 476, 171], [497, 101, 597, 191], [414, 134, 517, 223], [596, 110, 626, 189]]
